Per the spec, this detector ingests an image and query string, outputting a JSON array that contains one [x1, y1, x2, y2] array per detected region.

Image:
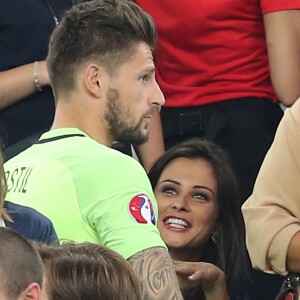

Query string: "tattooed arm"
[[128, 247, 183, 300]]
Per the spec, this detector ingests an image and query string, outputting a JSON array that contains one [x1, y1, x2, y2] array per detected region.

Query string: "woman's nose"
[[171, 199, 189, 211]]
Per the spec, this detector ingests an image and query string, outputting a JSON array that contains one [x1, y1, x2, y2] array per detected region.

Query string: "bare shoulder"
[[128, 247, 183, 299]]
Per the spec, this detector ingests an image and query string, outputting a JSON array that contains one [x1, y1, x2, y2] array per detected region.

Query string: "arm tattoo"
[[128, 247, 183, 300]]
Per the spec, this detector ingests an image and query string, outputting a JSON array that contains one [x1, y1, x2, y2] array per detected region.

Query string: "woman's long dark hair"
[[148, 138, 249, 296]]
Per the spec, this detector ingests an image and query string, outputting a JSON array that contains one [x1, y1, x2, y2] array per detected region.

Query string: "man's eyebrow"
[[142, 65, 156, 73]]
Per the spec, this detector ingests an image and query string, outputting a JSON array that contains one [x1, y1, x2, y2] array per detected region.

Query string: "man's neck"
[[51, 101, 113, 147]]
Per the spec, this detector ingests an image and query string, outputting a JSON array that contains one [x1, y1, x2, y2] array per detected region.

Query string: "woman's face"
[[155, 157, 218, 257]]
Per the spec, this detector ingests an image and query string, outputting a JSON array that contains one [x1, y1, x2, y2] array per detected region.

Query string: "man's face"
[[104, 42, 165, 145]]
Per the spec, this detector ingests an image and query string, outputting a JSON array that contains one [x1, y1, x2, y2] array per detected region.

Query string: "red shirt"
[[135, 0, 300, 107]]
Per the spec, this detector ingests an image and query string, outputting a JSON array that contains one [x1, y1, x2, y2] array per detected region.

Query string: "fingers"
[[172, 260, 229, 298], [173, 260, 221, 278], [173, 260, 225, 290]]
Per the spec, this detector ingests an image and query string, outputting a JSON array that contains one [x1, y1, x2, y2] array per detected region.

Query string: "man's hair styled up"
[[47, 0, 157, 98]]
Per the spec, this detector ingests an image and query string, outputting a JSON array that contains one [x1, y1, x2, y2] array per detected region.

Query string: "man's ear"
[[84, 64, 104, 98], [22, 282, 42, 300]]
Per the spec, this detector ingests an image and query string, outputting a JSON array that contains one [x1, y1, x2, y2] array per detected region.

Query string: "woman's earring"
[[211, 233, 218, 244]]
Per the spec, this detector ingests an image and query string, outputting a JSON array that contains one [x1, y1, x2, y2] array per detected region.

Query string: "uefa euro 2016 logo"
[[129, 194, 156, 225]]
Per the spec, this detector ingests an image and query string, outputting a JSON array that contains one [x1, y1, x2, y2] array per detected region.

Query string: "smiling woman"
[[148, 138, 249, 300], [156, 157, 218, 257]]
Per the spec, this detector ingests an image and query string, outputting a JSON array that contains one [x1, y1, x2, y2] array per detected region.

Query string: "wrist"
[[33, 61, 43, 92]]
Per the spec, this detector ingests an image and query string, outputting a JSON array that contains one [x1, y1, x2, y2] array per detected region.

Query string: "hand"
[[173, 260, 229, 299]]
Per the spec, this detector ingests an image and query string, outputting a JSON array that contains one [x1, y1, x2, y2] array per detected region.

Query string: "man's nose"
[[151, 81, 165, 109]]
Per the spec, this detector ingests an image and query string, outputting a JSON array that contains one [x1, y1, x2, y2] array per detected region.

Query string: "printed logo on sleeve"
[[129, 194, 156, 225]]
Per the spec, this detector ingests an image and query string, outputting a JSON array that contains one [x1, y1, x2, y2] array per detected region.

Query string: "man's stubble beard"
[[104, 87, 149, 146]]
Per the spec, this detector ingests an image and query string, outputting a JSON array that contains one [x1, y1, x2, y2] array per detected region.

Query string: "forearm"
[[287, 231, 300, 272], [0, 61, 48, 110], [128, 247, 183, 299], [264, 10, 300, 106], [135, 111, 165, 172]]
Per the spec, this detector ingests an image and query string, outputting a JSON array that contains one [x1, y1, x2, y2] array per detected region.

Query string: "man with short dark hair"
[[4, 0, 182, 298], [0, 227, 43, 300]]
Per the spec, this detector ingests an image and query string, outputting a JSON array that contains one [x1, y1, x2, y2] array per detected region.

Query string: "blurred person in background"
[[0, 0, 87, 161]]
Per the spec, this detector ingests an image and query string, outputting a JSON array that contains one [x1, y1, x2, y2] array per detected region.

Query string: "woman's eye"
[[193, 193, 208, 201], [161, 187, 177, 195]]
